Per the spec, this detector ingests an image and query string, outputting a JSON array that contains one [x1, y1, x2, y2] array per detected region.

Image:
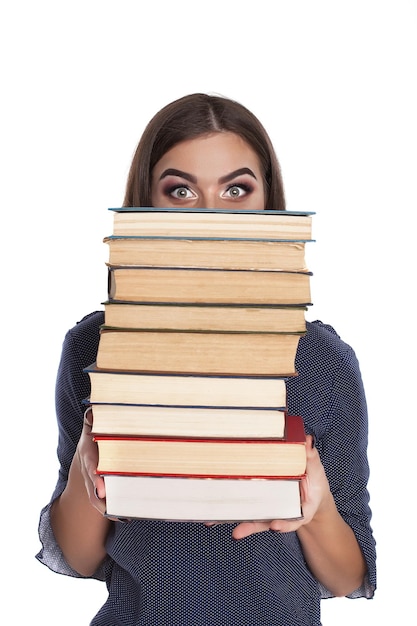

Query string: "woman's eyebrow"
[[158, 168, 197, 183], [218, 168, 257, 184]]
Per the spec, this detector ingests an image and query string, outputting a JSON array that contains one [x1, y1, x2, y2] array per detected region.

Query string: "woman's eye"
[[223, 184, 251, 199], [169, 186, 194, 200]]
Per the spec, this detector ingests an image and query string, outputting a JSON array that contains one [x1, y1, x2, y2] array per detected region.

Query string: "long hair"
[[123, 93, 286, 210]]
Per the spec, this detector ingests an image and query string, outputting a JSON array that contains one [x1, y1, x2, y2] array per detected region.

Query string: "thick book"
[[104, 237, 308, 272], [107, 266, 312, 306], [89, 404, 286, 439], [94, 414, 306, 479], [84, 363, 288, 408], [102, 302, 307, 333], [96, 328, 303, 376], [103, 474, 303, 521], [110, 208, 314, 241]]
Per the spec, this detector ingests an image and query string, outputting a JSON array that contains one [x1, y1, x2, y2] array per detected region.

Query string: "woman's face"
[[151, 132, 265, 210]]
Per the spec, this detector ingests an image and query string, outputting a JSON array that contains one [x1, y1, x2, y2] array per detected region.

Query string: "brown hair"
[[123, 93, 286, 210]]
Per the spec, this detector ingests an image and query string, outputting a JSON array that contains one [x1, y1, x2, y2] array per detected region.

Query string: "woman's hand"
[[75, 407, 107, 516], [231, 435, 331, 540]]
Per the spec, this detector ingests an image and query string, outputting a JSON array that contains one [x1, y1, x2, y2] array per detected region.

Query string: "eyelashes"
[[162, 182, 254, 200], [163, 184, 195, 200], [223, 183, 252, 199]]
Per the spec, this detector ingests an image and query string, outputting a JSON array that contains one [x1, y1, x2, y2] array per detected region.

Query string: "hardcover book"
[[89, 404, 286, 439], [96, 328, 304, 376], [84, 364, 288, 408], [110, 208, 314, 241], [103, 474, 303, 522], [104, 236, 308, 272], [94, 414, 306, 479], [107, 266, 312, 306], [102, 302, 307, 333]]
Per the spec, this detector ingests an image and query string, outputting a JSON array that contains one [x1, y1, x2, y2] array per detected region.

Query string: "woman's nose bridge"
[[199, 189, 218, 209]]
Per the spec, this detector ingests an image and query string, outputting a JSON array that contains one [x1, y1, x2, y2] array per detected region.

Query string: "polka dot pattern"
[[36, 312, 376, 625]]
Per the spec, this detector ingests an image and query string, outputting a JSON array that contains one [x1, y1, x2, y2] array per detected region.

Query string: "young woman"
[[37, 93, 376, 625]]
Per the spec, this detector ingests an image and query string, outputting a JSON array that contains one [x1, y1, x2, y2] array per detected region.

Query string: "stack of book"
[[85, 208, 314, 522]]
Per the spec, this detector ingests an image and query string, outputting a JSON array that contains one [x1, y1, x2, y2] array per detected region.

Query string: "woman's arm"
[[46, 313, 111, 577], [50, 419, 111, 577], [232, 436, 366, 597], [296, 495, 366, 597], [293, 436, 367, 596]]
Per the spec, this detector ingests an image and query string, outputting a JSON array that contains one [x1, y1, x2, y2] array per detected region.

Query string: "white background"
[[1, 1, 416, 624]]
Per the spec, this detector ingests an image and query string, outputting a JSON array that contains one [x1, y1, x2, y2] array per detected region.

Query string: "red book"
[[94, 414, 306, 479]]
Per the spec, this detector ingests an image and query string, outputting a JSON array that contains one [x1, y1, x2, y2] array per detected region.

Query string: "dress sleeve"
[[36, 313, 107, 580], [288, 321, 377, 600], [317, 342, 376, 599]]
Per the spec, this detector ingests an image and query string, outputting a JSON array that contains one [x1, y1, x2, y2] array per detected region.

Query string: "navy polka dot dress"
[[37, 312, 376, 625]]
